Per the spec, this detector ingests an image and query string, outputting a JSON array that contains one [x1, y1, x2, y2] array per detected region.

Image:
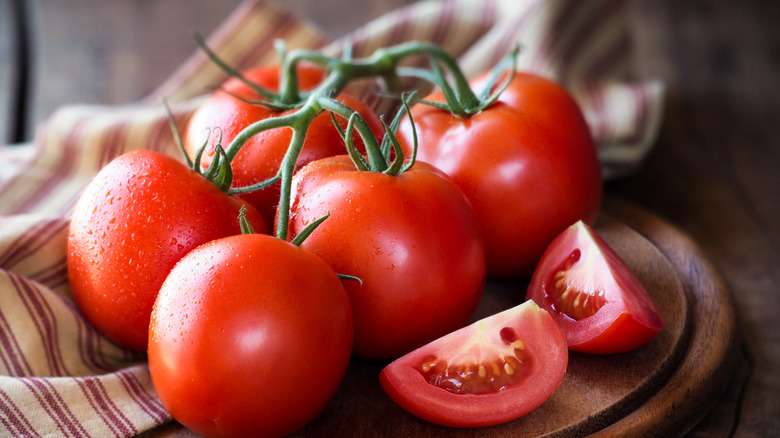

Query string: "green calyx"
[[332, 92, 418, 176], [238, 205, 255, 235], [406, 45, 521, 118], [164, 99, 235, 193], [237, 204, 362, 285]]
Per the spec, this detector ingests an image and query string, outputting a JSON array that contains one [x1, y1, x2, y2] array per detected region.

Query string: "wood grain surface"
[[2, 0, 779, 436]]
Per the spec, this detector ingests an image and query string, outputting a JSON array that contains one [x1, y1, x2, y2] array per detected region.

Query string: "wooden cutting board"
[[146, 197, 738, 437]]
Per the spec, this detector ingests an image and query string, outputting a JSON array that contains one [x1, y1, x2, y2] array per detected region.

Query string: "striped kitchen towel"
[[0, 0, 664, 436]]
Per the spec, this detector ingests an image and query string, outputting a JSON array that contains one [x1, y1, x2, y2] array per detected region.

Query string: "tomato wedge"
[[527, 220, 665, 354], [379, 300, 567, 428]]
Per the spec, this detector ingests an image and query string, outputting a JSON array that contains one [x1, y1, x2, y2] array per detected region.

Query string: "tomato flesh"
[[527, 221, 665, 354], [549, 249, 608, 320], [379, 300, 567, 428], [417, 325, 533, 395]]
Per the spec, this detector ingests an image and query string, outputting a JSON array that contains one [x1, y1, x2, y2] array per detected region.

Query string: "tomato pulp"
[[527, 221, 665, 354], [379, 300, 568, 427]]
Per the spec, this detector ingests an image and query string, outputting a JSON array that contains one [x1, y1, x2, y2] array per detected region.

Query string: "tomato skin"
[[527, 221, 665, 354], [67, 150, 268, 351], [379, 300, 568, 428], [184, 63, 384, 224], [398, 72, 603, 279], [148, 234, 353, 438], [282, 155, 486, 359]]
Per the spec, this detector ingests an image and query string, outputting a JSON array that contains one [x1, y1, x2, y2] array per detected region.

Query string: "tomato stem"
[[380, 116, 405, 176], [275, 41, 484, 111], [275, 104, 316, 241], [192, 32, 281, 104], [336, 113, 370, 171], [224, 113, 298, 163], [316, 95, 387, 170], [162, 99, 191, 168]]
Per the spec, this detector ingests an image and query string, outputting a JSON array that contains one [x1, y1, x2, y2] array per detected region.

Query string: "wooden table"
[[2, 0, 778, 436]]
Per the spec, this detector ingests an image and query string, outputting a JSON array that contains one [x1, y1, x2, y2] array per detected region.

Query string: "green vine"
[[182, 35, 520, 242]]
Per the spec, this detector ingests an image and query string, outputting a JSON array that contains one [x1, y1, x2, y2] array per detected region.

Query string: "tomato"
[[67, 150, 268, 351], [184, 63, 384, 225], [148, 233, 353, 438], [282, 155, 486, 359], [526, 220, 665, 354], [398, 72, 603, 279], [379, 300, 567, 428]]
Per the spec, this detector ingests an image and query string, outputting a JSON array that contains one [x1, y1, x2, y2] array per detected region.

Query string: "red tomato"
[[67, 150, 268, 351], [379, 300, 567, 427], [282, 155, 486, 359], [184, 63, 384, 224], [526, 220, 665, 354], [148, 233, 353, 438], [398, 72, 603, 279]]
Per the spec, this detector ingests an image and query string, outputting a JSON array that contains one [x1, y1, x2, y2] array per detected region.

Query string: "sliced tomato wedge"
[[379, 300, 567, 428], [527, 220, 665, 354]]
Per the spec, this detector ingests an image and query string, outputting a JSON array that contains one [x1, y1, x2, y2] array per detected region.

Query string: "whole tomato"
[[184, 63, 385, 224], [149, 233, 353, 438], [67, 150, 267, 351], [282, 155, 486, 359], [398, 72, 603, 278]]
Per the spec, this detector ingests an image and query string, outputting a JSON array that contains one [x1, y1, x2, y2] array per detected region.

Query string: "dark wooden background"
[[2, 0, 778, 436]]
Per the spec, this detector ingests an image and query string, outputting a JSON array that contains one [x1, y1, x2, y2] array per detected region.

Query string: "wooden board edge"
[[593, 197, 740, 437]]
